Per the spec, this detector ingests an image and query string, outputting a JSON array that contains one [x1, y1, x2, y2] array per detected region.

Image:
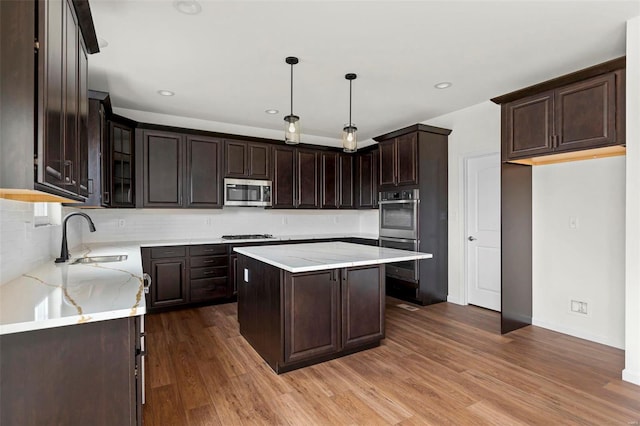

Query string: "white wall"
[[423, 101, 501, 305], [624, 15, 640, 385], [0, 200, 82, 285], [81, 207, 377, 243], [532, 157, 625, 349]]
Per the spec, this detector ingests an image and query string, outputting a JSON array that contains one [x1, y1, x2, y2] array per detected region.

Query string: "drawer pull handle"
[[203, 260, 215, 264]]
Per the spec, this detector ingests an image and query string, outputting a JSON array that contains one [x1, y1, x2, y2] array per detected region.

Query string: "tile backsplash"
[[0, 200, 82, 284], [81, 208, 379, 243]]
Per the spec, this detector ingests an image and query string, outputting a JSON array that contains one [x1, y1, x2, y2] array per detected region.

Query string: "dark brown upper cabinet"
[[185, 135, 222, 208], [38, 0, 91, 200], [296, 148, 320, 208], [494, 58, 625, 162], [356, 149, 378, 209], [224, 140, 270, 179], [338, 153, 355, 209], [109, 121, 136, 207], [272, 145, 296, 208], [320, 152, 339, 209], [377, 133, 418, 188], [139, 129, 222, 208]]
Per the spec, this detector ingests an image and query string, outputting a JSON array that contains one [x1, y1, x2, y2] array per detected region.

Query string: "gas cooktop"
[[221, 234, 275, 240]]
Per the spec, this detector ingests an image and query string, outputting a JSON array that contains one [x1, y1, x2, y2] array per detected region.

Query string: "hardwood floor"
[[143, 299, 640, 425]]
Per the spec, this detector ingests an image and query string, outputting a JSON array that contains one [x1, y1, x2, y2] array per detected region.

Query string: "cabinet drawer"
[[189, 244, 227, 257], [190, 266, 227, 280], [150, 246, 186, 259], [190, 277, 228, 302], [190, 255, 227, 268]]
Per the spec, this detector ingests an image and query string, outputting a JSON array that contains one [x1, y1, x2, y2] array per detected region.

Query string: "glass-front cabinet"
[[108, 121, 135, 207]]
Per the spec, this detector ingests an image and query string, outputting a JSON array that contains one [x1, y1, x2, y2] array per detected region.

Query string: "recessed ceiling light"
[[265, 109, 279, 115], [434, 82, 452, 89], [174, 0, 202, 15], [157, 90, 175, 96], [97, 37, 108, 48]]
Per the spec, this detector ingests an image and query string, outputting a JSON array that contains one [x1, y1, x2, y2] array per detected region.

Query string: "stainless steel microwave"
[[224, 178, 272, 207]]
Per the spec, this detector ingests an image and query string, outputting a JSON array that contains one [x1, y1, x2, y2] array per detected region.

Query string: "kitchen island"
[[234, 241, 432, 373]]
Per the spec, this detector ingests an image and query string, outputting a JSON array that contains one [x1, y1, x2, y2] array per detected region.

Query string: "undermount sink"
[[71, 255, 128, 264]]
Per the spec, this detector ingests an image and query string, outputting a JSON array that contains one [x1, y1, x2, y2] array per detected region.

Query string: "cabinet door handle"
[[143, 273, 152, 294], [103, 191, 110, 204], [203, 260, 215, 264]]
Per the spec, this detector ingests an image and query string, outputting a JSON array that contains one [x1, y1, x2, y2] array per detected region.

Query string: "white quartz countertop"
[[0, 243, 145, 335], [139, 232, 378, 247], [234, 241, 433, 273]]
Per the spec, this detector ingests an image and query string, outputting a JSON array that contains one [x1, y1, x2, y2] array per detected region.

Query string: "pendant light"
[[342, 73, 357, 153], [284, 56, 301, 144]]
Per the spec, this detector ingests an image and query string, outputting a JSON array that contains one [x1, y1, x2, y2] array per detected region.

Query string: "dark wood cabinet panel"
[[0, 317, 141, 425], [272, 146, 296, 208], [63, 2, 79, 192], [501, 65, 624, 162], [77, 38, 89, 197], [186, 135, 222, 208], [110, 121, 135, 207], [224, 140, 270, 179], [142, 130, 183, 207], [378, 134, 418, 188], [284, 270, 340, 363], [150, 258, 187, 307], [41, 0, 65, 188], [82, 97, 105, 206], [504, 91, 554, 159], [248, 143, 270, 179], [224, 141, 247, 177], [296, 148, 320, 208], [554, 73, 617, 151], [320, 151, 339, 209], [341, 265, 384, 349], [356, 150, 377, 208], [396, 133, 418, 186], [339, 154, 354, 209], [378, 140, 396, 187]]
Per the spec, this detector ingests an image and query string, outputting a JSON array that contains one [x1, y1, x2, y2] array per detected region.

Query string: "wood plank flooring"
[[143, 299, 640, 425]]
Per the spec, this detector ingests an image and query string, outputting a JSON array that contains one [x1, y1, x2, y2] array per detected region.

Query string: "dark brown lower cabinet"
[[0, 317, 142, 426], [237, 254, 384, 373]]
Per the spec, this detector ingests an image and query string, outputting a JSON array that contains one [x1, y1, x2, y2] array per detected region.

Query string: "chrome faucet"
[[55, 212, 97, 263]]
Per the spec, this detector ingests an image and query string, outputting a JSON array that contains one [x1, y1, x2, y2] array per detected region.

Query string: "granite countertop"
[[234, 241, 433, 273], [0, 243, 145, 335]]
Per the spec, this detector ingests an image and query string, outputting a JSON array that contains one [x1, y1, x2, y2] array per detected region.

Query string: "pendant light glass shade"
[[342, 73, 358, 153], [342, 124, 357, 153], [284, 57, 300, 144]]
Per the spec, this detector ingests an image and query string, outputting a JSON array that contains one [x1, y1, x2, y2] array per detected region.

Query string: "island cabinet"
[[0, 317, 143, 426], [237, 254, 384, 373], [224, 140, 271, 179]]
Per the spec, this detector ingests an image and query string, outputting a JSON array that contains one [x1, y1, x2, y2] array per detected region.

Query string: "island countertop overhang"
[[233, 241, 433, 274]]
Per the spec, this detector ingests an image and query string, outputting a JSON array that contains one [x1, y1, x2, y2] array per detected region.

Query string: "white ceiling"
[[88, 0, 639, 147]]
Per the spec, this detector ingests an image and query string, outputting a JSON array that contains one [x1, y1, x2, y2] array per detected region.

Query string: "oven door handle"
[[378, 200, 419, 205], [379, 237, 419, 244]]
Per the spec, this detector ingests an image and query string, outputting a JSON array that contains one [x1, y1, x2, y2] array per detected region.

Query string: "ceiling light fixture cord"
[[290, 61, 294, 116], [349, 77, 352, 126]]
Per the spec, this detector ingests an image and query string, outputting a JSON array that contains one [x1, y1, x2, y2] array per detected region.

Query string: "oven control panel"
[[379, 189, 419, 201]]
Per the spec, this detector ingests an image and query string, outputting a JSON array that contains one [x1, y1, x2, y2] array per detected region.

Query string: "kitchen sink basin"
[[71, 255, 128, 264]]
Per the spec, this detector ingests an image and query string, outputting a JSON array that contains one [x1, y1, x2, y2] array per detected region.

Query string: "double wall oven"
[[379, 189, 420, 283]]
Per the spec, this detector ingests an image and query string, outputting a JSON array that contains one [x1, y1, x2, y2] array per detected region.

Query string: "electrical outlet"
[[569, 216, 579, 229], [118, 219, 126, 228], [282, 216, 288, 225], [570, 299, 588, 315], [205, 217, 212, 226], [333, 216, 339, 224]]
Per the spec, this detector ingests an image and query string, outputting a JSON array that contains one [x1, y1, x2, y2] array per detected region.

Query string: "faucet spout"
[[54, 212, 97, 264]]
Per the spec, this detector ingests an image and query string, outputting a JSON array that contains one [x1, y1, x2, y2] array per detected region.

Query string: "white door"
[[465, 153, 501, 311]]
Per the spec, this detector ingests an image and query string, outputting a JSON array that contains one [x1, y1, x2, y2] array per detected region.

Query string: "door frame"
[[462, 151, 501, 307]]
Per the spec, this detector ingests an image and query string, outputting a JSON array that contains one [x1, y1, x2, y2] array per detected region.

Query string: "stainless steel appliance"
[[379, 189, 420, 283], [224, 178, 272, 207]]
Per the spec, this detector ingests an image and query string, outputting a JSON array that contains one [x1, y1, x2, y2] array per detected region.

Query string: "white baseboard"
[[622, 368, 640, 386], [531, 318, 624, 350], [447, 295, 464, 305]]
